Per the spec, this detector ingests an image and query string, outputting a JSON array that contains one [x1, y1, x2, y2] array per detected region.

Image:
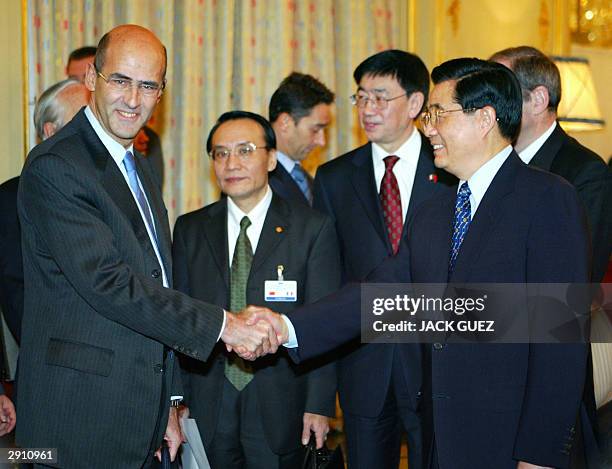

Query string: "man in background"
[[66, 45, 165, 187], [310, 49, 455, 469], [268, 72, 334, 205], [490, 46, 611, 284], [173, 111, 340, 468]]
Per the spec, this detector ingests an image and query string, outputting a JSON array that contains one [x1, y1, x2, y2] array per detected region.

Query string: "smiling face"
[[357, 73, 422, 153], [281, 103, 331, 161], [424, 80, 483, 180], [212, 118, 277, 213], [84, 26, 165, 148]]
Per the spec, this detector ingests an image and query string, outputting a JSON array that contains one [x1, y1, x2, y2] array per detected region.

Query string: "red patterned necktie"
[[380, 155, 403, 254]]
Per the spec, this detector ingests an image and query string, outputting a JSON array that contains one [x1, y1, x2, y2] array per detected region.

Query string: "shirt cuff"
[[217, 309, 227, 341], [281, 314, 298, 348]]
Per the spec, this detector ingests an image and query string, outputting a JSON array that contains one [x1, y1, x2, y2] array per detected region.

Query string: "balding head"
[[85, 25, 167, 148], [33, 79, 90, 141], [94, 25, 167, 81]]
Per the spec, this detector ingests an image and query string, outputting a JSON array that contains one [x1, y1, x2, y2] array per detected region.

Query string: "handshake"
[[220, 306, 290, 360]]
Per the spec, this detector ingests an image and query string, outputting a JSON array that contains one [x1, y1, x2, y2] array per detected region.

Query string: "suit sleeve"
[[302, 216, 341, 416], [171, 218, 194, 404], [513, 182, 590, 468], [19, 153, 224, 363]]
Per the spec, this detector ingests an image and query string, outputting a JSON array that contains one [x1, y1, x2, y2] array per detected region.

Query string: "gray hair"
[[33, 79, 82, 140]]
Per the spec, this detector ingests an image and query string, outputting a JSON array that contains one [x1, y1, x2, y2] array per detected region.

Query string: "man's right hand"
[[221, 310, 279, 360], [243, 305, 289, 344]]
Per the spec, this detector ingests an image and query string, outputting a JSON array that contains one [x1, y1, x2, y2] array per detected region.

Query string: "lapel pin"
[[275, 226, 283, 233], [428, 173, 438, 183]]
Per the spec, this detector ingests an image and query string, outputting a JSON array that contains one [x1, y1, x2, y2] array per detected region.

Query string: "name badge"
[[265, 280, 297, 302]]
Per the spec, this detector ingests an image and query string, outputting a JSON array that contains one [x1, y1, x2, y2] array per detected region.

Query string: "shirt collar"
[[227, 185, 273, 226], [462, 145, 513, 216], [518, 121, 556, 164], [276, 151, 298, 174], [371, 126, 421, 165], [85, 106, 134, 166]]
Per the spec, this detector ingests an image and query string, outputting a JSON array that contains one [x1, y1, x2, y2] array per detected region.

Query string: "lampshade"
[[550, 56, 605, 132]]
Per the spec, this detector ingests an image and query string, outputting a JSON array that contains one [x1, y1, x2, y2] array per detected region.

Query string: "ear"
[[278, 112, 294, 132], [84, 62, 97, 92], [43, 122, 57, 139], [267, 149, 277, 172], [478, 106, 497, 136], [406, 92, 425, 120], [530, 85, 550, 115]]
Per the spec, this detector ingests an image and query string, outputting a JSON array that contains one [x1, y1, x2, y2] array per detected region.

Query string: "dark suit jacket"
[[529, 124, 611, 283], [172, 194, 340, 454], [16, 109, 225, 469], [0, 176, 23, 343], [407, 152, 589, 469], [269, 163, 310, 205], [312, 137, 455, 418], [288, 152, 590, 468]]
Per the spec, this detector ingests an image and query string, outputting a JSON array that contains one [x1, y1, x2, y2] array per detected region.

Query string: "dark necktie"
[[225, 216, 254, 390], [291, 164, 313, 205], [123, 151, 157, 242], [449, 182, 472, 275], [380, 155, 403, 255]]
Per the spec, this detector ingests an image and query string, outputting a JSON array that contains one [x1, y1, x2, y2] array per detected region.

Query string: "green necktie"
[[224, 216, 255, 391]]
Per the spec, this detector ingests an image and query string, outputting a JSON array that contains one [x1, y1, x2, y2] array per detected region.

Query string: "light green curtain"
[[27, 0, 407, 223]]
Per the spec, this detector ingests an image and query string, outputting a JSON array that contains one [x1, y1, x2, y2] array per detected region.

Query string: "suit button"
[[151, 269, 161, 278], [153, 364, 163, 373], [433, 343, 443, 350]]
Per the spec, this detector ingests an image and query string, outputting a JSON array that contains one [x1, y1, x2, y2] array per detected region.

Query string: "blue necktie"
[[291, 164, 313, 205], [449, 182, 471, 275], [123, 151, 157, 242]]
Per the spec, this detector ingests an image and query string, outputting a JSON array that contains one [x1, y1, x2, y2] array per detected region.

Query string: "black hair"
[[431, 58, 522, 141], [268, 72, 334, 123], [353, 49, 429, 112], [206, 110, 277, 155], [67, 46, 97, 64]]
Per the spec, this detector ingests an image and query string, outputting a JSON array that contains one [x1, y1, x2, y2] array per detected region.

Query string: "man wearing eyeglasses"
[[172, 111, 340, 468], [310, 49, 455, 469], [16, 25, 277, 468]]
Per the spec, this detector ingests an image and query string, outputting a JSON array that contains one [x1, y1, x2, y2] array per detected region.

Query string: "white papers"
[[180, 418, 210, 469]]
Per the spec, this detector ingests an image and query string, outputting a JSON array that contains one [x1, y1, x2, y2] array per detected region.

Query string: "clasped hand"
[[221, 306, 288, 360]]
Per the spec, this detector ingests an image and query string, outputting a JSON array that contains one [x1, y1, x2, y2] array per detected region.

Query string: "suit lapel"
[[136, 153, 173, 283], [202, 199, 230, 289], [250, 194, 288, 275], [529, 123, 563, 171], [350, 144, 390, 250], [76, 112, 160, 266], [450, 152, 519, 281], [273, 164, 308, 205], [407, 136, 440, 217]]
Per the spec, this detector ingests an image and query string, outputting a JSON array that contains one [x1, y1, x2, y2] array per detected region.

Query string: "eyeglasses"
[[420, 107, 480, 127], [349, 92, 407, 110], [209, 142, 269, 161], [96, 70, 165, 97]]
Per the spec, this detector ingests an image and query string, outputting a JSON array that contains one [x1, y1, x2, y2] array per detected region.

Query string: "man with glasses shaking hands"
[[16, 25, 277, 468], [310, 50, 455, 469]]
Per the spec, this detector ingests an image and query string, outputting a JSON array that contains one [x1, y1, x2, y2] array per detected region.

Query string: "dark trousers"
[[207, 378, 302, 469], [343, 351, 423, 469]]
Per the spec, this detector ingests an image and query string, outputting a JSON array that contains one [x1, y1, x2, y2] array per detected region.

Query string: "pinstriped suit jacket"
[[15, 109, 224, 468]]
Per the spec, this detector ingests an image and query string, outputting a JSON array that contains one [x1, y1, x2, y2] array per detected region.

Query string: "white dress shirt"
[[84, 106, 169, 287], [372, 126, 422, 223], [227, 185, 273, 261], [461, 145, 513, 219], [518, 121, 556, 165]]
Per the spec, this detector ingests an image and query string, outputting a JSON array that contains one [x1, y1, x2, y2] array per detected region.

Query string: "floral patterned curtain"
[[27, 0, 406, 222]]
